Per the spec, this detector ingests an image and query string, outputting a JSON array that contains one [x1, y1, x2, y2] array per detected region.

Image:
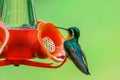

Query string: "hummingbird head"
[[56, 27, 80, 39], [68, 27, 80, 39]]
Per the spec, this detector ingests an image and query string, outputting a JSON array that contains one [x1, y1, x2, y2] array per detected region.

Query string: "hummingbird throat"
[[66, 31, 74, 40]]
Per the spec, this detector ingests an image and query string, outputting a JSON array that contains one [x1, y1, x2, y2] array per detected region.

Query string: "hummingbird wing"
[[78, 45, 88, 67], [69, 48, 90, 75]]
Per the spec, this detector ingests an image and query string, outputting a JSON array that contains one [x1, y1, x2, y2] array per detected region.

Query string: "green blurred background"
[[0, 0, 120, 80]]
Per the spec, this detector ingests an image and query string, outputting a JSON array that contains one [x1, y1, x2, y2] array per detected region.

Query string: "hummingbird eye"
[[69, 29, 74, 36]]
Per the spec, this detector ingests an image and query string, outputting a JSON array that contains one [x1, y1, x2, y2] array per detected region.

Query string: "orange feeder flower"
[[37, 21, 65, 62]]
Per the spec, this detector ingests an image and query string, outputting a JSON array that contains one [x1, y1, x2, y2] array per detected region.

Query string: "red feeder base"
[[0, 21, 67, 68]]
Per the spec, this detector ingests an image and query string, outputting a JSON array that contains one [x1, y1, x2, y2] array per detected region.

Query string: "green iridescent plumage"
[[57, 27, 90, 75]]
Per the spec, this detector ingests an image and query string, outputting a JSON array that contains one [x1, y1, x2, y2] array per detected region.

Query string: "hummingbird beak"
[[56, 27, 73, 39], [56, 27, 68, 31]]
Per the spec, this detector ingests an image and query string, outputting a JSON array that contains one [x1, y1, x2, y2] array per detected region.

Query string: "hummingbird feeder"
[[0, 0, 67, 68]]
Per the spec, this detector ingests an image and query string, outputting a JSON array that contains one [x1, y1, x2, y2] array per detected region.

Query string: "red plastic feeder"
[[0, 21, 67, 68]]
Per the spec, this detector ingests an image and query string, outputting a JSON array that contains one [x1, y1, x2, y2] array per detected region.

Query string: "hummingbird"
[[57, 27, 90, 75]]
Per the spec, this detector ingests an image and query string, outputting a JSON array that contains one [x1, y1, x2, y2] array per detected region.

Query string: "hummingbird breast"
[[64, 39, 83, 62]]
